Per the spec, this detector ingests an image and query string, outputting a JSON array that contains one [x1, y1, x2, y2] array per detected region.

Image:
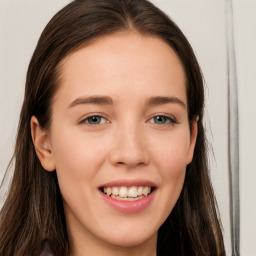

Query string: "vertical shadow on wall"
[[226, 0, 240, 255]]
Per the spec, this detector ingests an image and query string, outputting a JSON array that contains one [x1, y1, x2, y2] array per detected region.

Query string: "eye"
[[150, 115, 177, 125], [83, 115, 107, 125]]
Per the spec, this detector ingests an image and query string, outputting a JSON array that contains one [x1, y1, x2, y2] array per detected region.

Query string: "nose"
[[109, 124, 149, 168]]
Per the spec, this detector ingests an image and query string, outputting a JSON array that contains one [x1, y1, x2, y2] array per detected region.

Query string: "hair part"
[[0, 0, 225, 255]]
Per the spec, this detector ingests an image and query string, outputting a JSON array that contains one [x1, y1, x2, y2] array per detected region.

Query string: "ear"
[[30, 116, 56, 172], [186, 116, 199, 164]]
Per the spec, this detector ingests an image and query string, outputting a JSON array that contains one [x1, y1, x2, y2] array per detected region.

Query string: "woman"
[[0, 0, 225, 255]]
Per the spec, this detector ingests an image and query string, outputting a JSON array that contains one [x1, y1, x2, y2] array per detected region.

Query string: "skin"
[[31, 31, 198, 256]]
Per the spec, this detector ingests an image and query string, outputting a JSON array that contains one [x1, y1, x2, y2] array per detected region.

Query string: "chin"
[[99, 227, 157, 248]]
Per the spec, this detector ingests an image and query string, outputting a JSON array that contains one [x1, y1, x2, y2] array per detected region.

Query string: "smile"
[[99, 182, 156, 213], [101, 186, 152, 201]]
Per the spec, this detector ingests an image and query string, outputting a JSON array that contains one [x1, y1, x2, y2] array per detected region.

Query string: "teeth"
[[112, 187, 119, 196], [107, 187, 112, 196], [102, 186, 152, 199], [138, 186, 143, 196], [119, 186, 128, 197], [127, 186, 137, 198], [143, 186, 151, 196]]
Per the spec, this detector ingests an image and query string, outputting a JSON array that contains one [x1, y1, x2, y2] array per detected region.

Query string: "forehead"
[[56, 32, 187, 106]]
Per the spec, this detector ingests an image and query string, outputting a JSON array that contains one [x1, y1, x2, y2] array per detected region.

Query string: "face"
[[32, 32, 197, 254]]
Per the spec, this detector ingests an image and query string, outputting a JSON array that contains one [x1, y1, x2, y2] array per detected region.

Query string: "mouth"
[[99, 186, 155, 201], [98, 181, 157, 213]]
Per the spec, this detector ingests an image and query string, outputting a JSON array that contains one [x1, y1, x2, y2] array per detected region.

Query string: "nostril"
[[114, 160, 148, 168]]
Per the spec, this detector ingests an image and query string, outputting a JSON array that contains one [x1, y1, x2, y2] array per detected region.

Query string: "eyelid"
[[147, 113, 178, 125], [78, 113, 110, 125], [77, 112, 178, 126]]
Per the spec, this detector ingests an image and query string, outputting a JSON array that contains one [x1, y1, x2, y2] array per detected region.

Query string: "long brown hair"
[[0, 0, 225, 255]]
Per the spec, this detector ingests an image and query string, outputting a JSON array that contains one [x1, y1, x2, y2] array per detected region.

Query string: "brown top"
[[40, 241, 53, 256]]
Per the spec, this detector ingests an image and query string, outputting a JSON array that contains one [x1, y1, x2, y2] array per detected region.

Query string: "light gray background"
[[0, 1, 255, 255]]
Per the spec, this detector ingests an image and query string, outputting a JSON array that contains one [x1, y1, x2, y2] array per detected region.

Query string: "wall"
[[233, 1, 256, 255], [0, 0, 255, 255]]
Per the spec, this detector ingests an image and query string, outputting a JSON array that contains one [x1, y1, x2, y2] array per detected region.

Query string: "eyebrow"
[[69, 96, 113, 108], [146, 96, 186, 108], [69, 95, 186, 108]]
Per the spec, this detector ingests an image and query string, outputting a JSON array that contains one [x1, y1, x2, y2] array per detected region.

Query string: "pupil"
[[90, 116, 100, 123], [155, 116, 166, 124]]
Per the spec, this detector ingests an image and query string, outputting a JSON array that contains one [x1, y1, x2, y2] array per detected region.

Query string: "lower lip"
[[99, 190, 156, 214]]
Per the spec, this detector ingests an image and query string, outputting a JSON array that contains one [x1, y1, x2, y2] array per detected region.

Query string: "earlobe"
[[30, 116, 56, 172], [186, 117, 198, 164]]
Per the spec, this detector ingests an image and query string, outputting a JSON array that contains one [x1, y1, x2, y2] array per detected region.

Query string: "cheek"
[[50, 129, 109, 199], [150, 129, 191, 175], [150, 130, 190, 204], [160, 145, 187, 196], [52, 128, 106, 171]]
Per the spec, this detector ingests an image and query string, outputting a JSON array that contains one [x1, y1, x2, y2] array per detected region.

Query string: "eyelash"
[[79, 114, 178, 126], [148, 114, 178, 125], [79, 115, 109, 126]]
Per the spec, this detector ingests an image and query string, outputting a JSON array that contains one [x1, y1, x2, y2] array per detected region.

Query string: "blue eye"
[[85, 116, 106, 125], [151, 115, 176, 124]]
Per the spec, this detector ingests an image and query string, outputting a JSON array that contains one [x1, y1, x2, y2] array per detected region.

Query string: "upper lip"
[[98, 179, 157, 188]]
